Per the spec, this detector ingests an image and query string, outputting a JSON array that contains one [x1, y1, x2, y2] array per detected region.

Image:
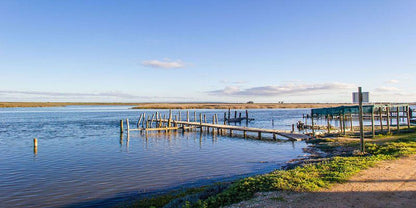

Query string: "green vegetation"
[[123, 128, 416, 208]]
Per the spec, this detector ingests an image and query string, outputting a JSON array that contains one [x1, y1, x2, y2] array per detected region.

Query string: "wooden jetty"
[[121, 109, 310, 141], [308, 104, 413, 137], [224, 109, 255, 123]]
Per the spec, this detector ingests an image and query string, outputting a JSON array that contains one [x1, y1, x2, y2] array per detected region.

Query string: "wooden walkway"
[[125, 119, 310, 141]]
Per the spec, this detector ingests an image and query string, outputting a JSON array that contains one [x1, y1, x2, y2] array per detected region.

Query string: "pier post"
[[245, 110, 249, 125], [407, 106, 411, 129], [224, 112, 227, 125], [342, 115, 346, 135], [178, 111, 181, 121], [386, 107, 391, 133], [371, 111, 375, 138], [258, 132, 262, 139], [229, 129, 233, 136], [327, 115, 331, 133], [34, 138, 38, 154], [358, 87, 364, 152], [243, 130, 247, 138], [150, 114, 155, 128], [350, 114, 353, 132], [168, 109, 172, 127], [187, 111, 189, 122], [120, 120, 124, 134], [126, 119, 130, 132], [228, 108, 231, 124], [137, 114, 143, 129], [379, 108, 383, 132], [194, 111, 197, 122], [199, 113, 203, 132], [397, 107, 400, 133], [291, 124, 295, 133], [273, 133, 277, 140], [311, 116, 315, 137]]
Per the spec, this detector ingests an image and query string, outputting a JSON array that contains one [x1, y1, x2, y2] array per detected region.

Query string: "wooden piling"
[[371, 111, 375, 137], [228, 108, 231, 123], [342, 115, 346, 135], [311, 116, 315, 136], [137, 114, 143, 128], [229, 129, 233, 136], [142, 113, 146, 128], [291, 124, 295, 133], [194, 111, 197, 122], [386, 107, 391, 133], [273, 133, 276, 140], [168, 109, 172, 127], [187, 111, 190, 122], [350, 114, 353, 132], [258, 132, 262, 139], [407, 106, 411, 129], [358, 87, 364, 152], [120, 120, 124, 134], [126, 119, 130, 132], [234, 111, 237, 119], [396, 107, 400, 132], [379, 108, 383, 132], [34, 138, 38, 154], [150, 114, 155, 128], [327, 115, 331, 133], [243, 130, 247, 138], [245, 110, 249, 125], [178, 111, 181, 121]]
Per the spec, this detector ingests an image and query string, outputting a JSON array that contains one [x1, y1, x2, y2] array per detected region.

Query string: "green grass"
[[122, 129, 416, 208]]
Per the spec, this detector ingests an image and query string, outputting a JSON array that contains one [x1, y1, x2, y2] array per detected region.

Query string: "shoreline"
[[120, 128, 416, 207], [0, 102, 352, 109]]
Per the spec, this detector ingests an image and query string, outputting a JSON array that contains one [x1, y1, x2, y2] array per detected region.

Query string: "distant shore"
[[1, 102, 413, 109], [0, 102, 352, 109], [130, 103, 352, 109]]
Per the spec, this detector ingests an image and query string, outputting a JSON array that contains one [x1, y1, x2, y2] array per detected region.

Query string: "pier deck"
[[129, 119, 309, 141]]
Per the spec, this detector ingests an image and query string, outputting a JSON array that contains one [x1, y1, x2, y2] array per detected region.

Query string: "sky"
[[0, 0, 415, 103]]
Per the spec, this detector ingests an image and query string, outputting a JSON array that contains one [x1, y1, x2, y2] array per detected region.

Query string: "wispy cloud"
[[374, 86, 400, 92], [385, 79, 399, 84], [142, 59, 187, 69], [219, 80, 248, 84], [208, 82, 355, 97], [0, 90, 185, 100]]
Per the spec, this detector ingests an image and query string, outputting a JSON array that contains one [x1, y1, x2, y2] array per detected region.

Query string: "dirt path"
[[227, 155, 416, 208]]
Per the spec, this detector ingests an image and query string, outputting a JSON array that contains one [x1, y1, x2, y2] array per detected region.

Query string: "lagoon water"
[[0, 106, 310, 208]]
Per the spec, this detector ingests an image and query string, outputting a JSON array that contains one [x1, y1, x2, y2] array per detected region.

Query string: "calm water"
[[0, 106, 310, 208]]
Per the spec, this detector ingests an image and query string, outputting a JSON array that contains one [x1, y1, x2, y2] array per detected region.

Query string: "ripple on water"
[[0, 107, 310, 208]]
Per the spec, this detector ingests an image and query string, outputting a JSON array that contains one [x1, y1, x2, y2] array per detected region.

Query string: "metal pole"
[[358, 87, 365, 152]]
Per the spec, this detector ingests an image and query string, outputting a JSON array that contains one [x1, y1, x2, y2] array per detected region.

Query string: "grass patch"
[[123, 129, 416, 208]]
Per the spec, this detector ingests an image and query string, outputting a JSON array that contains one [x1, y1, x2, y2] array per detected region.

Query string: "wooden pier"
[[122, 109, 310, 141]]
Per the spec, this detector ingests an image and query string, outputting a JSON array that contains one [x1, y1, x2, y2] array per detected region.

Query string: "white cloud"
[[0, 90, 185, 100], [374, 86, 400, 92], [142, 59, 187, 69], [208, 82, 356, 97], [385, 79, 399, 84], [220, 80, 248, 84]]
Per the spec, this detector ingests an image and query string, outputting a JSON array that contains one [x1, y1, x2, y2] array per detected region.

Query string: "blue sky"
[[0, 0, 415, 103]]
